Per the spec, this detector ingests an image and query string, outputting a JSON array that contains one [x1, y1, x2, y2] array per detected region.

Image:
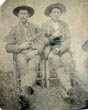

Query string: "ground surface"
[[0, 71, 88, 110]]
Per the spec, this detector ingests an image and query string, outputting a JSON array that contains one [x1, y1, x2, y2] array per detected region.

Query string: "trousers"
[[48, 51, 74, 97], [16, 53, 40, 95]]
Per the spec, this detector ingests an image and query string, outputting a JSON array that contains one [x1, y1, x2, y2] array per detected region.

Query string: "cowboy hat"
[[44, 3, 66, 16], [13, 6, 34, 17]]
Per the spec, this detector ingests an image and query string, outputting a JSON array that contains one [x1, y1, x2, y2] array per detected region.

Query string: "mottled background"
[[0, 0, 88, 91]]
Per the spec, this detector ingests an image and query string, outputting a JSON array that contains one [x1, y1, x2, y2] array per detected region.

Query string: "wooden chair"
[[42, 56, 76, 88], [12, 53, 60, 95]]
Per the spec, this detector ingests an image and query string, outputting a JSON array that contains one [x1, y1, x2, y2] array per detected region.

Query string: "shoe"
[[81, 100, 88, 109], [63, 97, 76, 105], [19, 95, 30, 110]]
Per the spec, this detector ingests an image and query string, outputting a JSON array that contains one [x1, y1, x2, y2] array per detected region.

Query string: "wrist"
[[18, 45, 26, 51], [34, 49, 39, 54]]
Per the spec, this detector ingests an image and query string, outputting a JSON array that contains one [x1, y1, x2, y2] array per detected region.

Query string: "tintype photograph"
[[0, 0, 88, 110]]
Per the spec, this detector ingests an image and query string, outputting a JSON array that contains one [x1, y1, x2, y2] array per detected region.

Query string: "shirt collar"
[[19, 21, 29, 28]]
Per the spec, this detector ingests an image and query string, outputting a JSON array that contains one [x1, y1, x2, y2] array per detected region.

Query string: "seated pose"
[[5, 5, 44, 110], [41, 3, 75, 100]]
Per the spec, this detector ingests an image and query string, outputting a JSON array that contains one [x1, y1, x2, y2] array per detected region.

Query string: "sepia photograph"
[[0, 0, 88, 110]]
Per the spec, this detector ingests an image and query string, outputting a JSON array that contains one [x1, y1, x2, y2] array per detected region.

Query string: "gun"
[[28, 32, 42, 43], [49, 36, 62, 45]]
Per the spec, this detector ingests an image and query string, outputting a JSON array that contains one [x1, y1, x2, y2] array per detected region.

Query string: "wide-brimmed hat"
[[13, 6, 34, 17], [44, 3, 66, 16]]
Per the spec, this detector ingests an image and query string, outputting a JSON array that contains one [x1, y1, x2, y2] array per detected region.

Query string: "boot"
[[18, 95, 30, 110], [81, 100, 88, 109]]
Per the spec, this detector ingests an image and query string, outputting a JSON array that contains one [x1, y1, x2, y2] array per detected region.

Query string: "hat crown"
[[13, 6, 34, 17]]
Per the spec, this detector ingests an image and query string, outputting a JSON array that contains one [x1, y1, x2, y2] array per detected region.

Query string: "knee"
[[48, 53, 58, 64], [48, 53, 55, 62]]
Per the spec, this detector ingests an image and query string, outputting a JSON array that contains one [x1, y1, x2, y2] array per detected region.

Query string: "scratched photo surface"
[[0, 0, 88, 110]]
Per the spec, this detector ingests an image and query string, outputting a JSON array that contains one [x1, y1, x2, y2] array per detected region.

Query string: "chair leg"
[[45, 60, 49, 88], [41, 79, 44, 88]]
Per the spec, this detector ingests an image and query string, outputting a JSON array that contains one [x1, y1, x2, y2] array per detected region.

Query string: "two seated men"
[[5, 3, 76, 110]]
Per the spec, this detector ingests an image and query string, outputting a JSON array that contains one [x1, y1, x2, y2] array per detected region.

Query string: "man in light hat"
[[41, 3, 75, 101], [5, 5, 44, 110]]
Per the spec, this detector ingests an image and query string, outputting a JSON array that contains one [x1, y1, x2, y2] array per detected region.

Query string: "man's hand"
[[52, 48, 62, 56], [19, 42, 30, 51], [25, 50, 39, 60], [52, 48, 60, 54]]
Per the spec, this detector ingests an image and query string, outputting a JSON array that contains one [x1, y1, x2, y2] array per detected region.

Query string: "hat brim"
[[13, 6, 34, 17], [44, 3, 66, 17]]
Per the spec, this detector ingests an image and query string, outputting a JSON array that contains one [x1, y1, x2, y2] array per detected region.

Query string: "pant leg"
[[16, 53, 29, 95], [16, 54, 40, 95], [48, 52, 72, 96], [48, 52, 62, 69], [26, 55, 40, 88], [16, 53, 29, 76], [61, 52, 74, 77]]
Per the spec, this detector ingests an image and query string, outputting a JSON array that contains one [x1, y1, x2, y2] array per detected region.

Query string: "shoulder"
[[10, 22, 20, 32], [6, 22, 20, 38]]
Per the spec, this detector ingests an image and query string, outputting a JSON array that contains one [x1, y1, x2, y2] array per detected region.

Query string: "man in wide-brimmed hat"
[[13, 6, 34, 17], [44, 3, 66, 16], [41, 3, 76, 102], [5, 5, 44, 110]]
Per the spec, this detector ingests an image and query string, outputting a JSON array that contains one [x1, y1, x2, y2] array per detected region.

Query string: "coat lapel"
[[16, 22, 25, 43], [16, 22, 35, 43], [49, 20, 64, 33]]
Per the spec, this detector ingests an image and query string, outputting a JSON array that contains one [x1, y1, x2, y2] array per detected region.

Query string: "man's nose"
[[54, 13, 58, 16], [54, 13, 58, 15], [22, 15, 26, 18]]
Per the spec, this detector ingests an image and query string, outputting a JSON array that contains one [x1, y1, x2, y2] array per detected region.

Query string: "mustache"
[[21, 17, 26, 19]]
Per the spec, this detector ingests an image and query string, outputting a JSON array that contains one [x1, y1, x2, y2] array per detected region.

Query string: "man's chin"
[[52, 18, 59, 22], [21, 19, 27, 23]]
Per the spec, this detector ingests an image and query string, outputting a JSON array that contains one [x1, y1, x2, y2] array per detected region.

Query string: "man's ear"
[[17, 13, 19, 17]]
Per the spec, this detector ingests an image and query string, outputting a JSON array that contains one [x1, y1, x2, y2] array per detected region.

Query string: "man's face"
[[50, 8, 61, 22], [17, 9, 30, 22]]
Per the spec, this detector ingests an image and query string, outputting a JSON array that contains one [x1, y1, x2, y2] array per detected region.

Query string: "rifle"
[[27, 32, 42, 43]]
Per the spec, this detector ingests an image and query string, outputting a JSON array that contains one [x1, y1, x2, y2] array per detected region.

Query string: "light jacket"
[[5, 21, 44, 54], [42, 20, 71, 54]]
